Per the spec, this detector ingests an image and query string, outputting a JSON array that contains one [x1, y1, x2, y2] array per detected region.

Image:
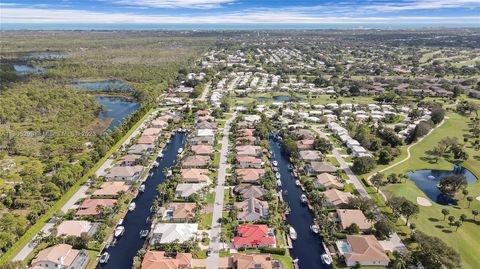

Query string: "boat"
[[300, 194, 308, 204], [321, 253, 332, 265], [272, 161, 278, 167], [114, 226, 125, 237], [153, 161, 159, 168], [428, 175, 435, 179], [273, 166, 278, 172], [310, 224, 319, 234], [178, 148, 184, 154], [157, 152, 164, 158], [288, 164, 293, 171], [148, 172, 153, 177], [166, 169, 172, 177], [295, 180, 301, 187], [275, 172, 281, 179], [99, 252, 110, 264], [139, 229, 149, 238], [289, 227, 297, 240], [117, 218, 124, 226], [276, 180, 282, 187], [269, 150, 273, 155], [139, 184, 145, 193], [292, 258, 299, 264], [128, 202, 136, 211]]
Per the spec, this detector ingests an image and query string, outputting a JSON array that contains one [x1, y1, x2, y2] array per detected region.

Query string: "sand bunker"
[[417, 197, 432, 207]]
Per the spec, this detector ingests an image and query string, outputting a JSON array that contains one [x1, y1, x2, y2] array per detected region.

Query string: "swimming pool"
[[336, 240, 352, 254]]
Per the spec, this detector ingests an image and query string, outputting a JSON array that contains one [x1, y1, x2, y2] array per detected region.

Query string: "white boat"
[[272, 161, 278, 167], [139, 229, 149, 238], [157, 152, 164, 158], [128, 202, 136, 211], [300, 194, 308, 204], [148, 172, 153, 177], [275, 172, 281, 179], [321, 253, 332, 265], [292, 258, 299, 264], [99, 252, 110, 264], [178, 148, 184, 154], [153, 161, 159, 168], [166, 169, 172, 177], [117, 218, 124, 226], [428, 175, 435, 179], [289, 227, 297, 240], [310, 224, 319, 234], [295, 180, 301, 187], [276, 180, 282, 187], [139, 184, 145, 193], [114, 226, 125, 237], [273, 166, 278, 172]]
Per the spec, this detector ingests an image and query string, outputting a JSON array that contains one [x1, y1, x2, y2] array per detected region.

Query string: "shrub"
[[260, 247, 286, 255]]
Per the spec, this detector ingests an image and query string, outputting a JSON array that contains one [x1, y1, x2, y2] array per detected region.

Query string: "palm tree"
[[460, 214, 467, 223], [454, 220, 462, 231], [393, 256, 407, 269]]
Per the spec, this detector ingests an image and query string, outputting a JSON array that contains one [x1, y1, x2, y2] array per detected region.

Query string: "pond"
[[18, 51, 67, 60], [73, 80, 134, 92], [256, 95, 299, 102], [13, 64, 46, 75], [96, 96, 139, 131], [406, 166, 477, 205]]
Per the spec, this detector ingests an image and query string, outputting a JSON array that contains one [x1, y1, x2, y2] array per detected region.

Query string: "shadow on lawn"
[[428, 217, 440, 222]]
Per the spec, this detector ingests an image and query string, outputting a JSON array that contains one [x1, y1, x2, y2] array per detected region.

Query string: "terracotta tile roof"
[[299, 150, 323, 161], [232, 253, 273, 269], [191, 145, 214, 155], [236, 156, 263, 164], [142, 251, 192, 269], [239, 129, 255, 136], [143, 128, 162, 136], [181, 168, 210, 183], [162, 203, 196, 220], [337, 209, 372, 230], [236, 145, 262, 156], [92, 182, 129, 196], [183, 155, 210, 168], [344, 235, 389, 264], [236, 169, 265, 182], [137, 135, 157, 145], [315, 173, 344, 189], [234, 185, 267, 199], [31, 244, 79, 267], [296, 139, 314, 150], [322, 189, 354, 208], [56, 220, 93, 237], [233, 224, 275, 248], [76, 199, 116, 216]]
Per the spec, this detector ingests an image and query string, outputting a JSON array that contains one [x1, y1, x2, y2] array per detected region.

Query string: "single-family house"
[[128, 144, 155, 156], [340, 235, 390, 267], [322, 189, 354, 208], [141, 251, 192, 269], [28, 244, 89, 269], [118, 154, 142, 166], [236, 156, 263, 169], [182, 155, 210, 168], [137, 135, 158, 146], [150, 223, 198, 245], [196, 120, 217, 129], [234, 185, 267, 200], [231, 254, 275, 269], [105, 165, 144, 182], [175, 183, 206, 199], [191, 145, 214, 156], [159, 203, 196, 222], [233, 224, 276, 249], [235, 197, 269, 221], [151, 119, 169, 129], [306, 162, 338, 175], [337, 209, 372, 231], [76, 199, 116, 216], [296, 139, 314, 150], [92, 181, 129, 197], [299, 150, 323, 162], [190, 129, 215, 145], [56, 220, 97, 237], [236, 145, 262, 157], [314, 173, 344, 190], [181, 169, 210, 183], [236, 135, 256, 145], [236, 168, 265, 184]]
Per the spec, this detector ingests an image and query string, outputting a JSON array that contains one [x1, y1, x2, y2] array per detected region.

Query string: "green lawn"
[[199, 213, 213, 230], [378, 112, 480, 269], [205, 191, 215, 204]]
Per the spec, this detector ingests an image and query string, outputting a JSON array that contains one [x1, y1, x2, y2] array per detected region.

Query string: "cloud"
[[365, 0, 480, 12], [111, 0, 235, 9], [1, 6, 479, 24]]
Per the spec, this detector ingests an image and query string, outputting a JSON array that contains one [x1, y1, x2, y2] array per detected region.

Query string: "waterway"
[[269, 137, 331, 269], [95, 96, 139, 131], [13, 64, 46, 75], [97, 132, 186, 269], [72, 80, 134, 92]]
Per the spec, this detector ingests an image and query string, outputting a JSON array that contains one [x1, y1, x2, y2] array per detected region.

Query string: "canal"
[[269, 137, 331, 269], [97, 132, 186, 269]]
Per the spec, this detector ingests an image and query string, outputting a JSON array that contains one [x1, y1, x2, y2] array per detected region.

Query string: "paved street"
[[206, 113, 236, 269]]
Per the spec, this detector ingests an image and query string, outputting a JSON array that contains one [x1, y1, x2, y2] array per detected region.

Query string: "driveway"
[[206, 113, 236, 269]]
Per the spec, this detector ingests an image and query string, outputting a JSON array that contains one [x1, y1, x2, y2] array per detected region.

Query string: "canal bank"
[[97, 132, 186, 269], [269, 137, 332, 269]]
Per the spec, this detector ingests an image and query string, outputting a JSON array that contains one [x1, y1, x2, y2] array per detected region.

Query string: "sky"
[[0, 0, 480, 26]]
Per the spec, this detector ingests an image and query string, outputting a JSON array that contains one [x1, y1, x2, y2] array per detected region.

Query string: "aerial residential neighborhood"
[[1, 2, 480, 269]]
